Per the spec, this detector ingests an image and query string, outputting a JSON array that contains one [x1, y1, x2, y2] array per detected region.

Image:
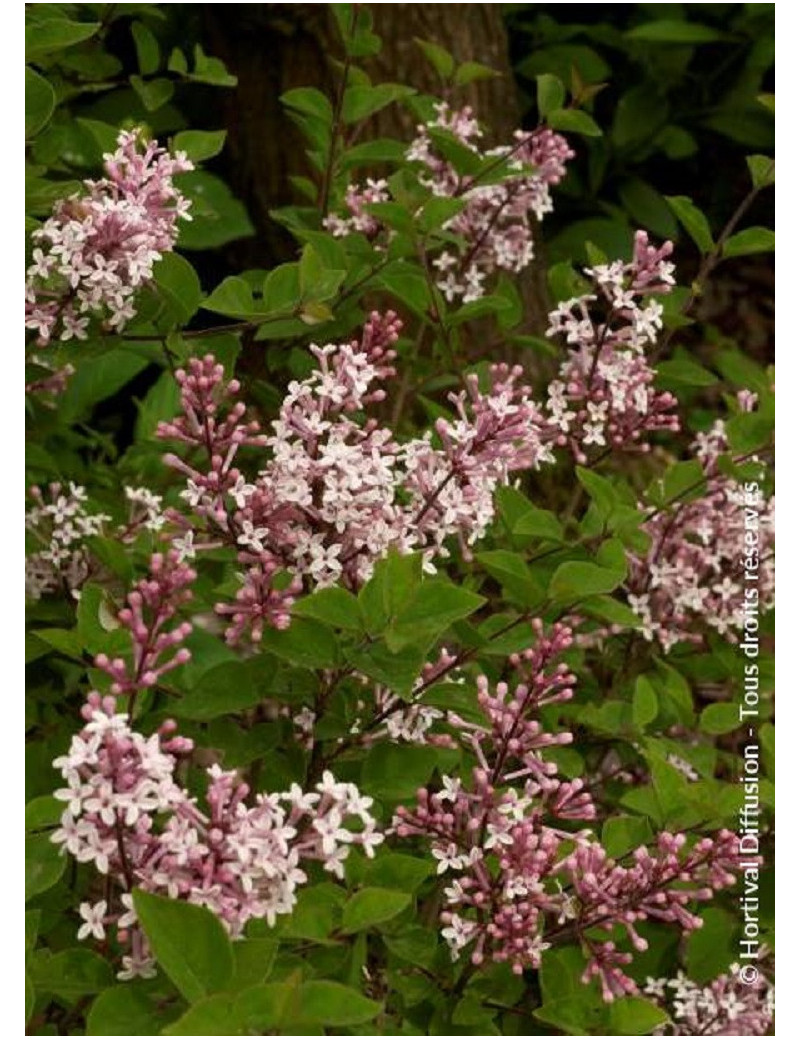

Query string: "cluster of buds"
[[394, 621, 740, 994], [94, 551, 194, 704], [546, 231, 680, 461], [25, 130, 193, 345]]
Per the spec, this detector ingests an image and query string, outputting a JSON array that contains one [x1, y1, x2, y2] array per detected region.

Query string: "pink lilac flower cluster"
[[93, 551, 195, 705], [394, 621, 740, 995], [324, 101, 573, 303], [52, 695, 382, 980], [403, 363, 558, 563], [644, 965, 774, 1035], [322, 177, 390, 239], [122, 486, 167, 535], [545, 231, 680, 462], [627, 398, 775, 651], [159, 314, 559, 642], [25, 482, 111, 600], [25, 130, 193, 345]]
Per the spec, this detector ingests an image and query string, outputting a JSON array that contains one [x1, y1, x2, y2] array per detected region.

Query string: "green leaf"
[[619, 178, 678, 239], [363, 853, 433, 892], [476, 550, 544, 607], [163, 995, 241, 1035], [131, 20, 160, 75], [612, 83, 668, 151], [746, 155, 775, 191], [576, 466, 617, 521], [666, 196, 714, 253], [259, 617, 339, 669], [361, 744, 439, 801], [173, 129, 228, 162], [281, 87, 332, 124], [25, 68, 55, 139], [30, 948, 112, 1001], [662, 458, 706, 505], [292, 587, 363, 631], [341, 138, 407, 167], [132, 889, 234, 1003], [608, 997, 669, 1035], [135, 369, 181, 442], [88, 984, 180, 1036], [548, 561, 622, 604], [378, 268, 431, 317], [513, 507, 564, 543], [168, 47, 189, 74], [347, 641, 428, 696], [535, 999, 606, 1035], [725, 408, 774, 453], [454, 61, 497, 86], [176, 171, 253, 250], [172, 660, 272, 721], [647, 458, 706, 508], [33, 627, 83, 659], [298, 980, 383, 1026], [713, 349, 771, 394], [154, 252, 203, 324], [722, 227, 775, 258], [547, 108, 602, 136], [627, 19, 725, 43], [581, 595, 643, 629], [342, 888, 411, 933], [358, 550, 422, 634], [60, 351, 149, 423], [229, 939, 278, 992], [298, 243, 346, 302], [188, 44, 237, 87], [25, 834, 66, 900], [633, 675, 659, 728], [235, 982, 299, 1033], [602, 815, 654, 857], [281, 883, 344, 942], [25, 795, 62, 832], [418, 196, 466, 232], [424, 127, 483, 176], [130, 74, 174, 112], [700, 702, 740, 735], [414, 38, 455, 80], [656, 124, 697, 160], [202, 276, 264, 319], [26, 19, 100, 58], [686, 909, 737, 982], [262, 263, 302, 312], [387, 581, 485, 651], [342, 84, 415, 124], [656, 357, 718, 387]]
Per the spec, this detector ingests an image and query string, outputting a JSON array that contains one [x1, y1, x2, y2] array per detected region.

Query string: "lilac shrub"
[[25, 8, 774, 1037]]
